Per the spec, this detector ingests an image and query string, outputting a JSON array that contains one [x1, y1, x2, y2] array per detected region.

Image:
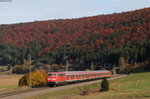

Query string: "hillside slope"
[[0, 8, 150, 67]]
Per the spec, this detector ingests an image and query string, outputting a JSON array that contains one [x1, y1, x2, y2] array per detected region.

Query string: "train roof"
[[63, 70, 110, 74], [48, 70, 110, 74]]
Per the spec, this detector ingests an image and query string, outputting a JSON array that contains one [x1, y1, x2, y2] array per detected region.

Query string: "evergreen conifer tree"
[[101, 78, 109, 91]]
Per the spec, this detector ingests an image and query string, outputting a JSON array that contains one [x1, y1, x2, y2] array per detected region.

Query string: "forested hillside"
[[0, 8, 150, 69]]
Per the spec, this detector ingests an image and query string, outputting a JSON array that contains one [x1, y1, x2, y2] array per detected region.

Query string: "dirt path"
[[1, 75, 126, 99]]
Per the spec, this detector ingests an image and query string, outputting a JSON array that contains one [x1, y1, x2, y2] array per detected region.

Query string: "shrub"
[[18, 74, 29, 86], [100, 78, 109, 91], [18, 70, 47, 87]]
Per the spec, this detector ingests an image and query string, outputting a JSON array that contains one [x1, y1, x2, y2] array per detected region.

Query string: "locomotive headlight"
[[48, 78, 51, 80], [52, 78, 56, 80], [47, 78, 56, 80]]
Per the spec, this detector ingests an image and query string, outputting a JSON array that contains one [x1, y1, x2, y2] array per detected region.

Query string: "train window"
[[48, 74, 56, 77], [72, 75, 75, 78], [59, 74, 65, 77], [83, 74, 85, 77], [67, 75, 69, 78], [75, 75, 77, 78], [72, 75, 74, 78], [82, 74, 84, 77], [70, 75, 73, 78], [86, 74, 88, 77]]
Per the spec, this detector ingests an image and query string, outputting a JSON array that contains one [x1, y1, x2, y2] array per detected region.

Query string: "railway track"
[[0, 75, 126, 99], [0, 87, 49, 98]]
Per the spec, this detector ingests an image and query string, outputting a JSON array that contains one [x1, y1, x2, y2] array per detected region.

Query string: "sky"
[[0, 0, 150, 24]]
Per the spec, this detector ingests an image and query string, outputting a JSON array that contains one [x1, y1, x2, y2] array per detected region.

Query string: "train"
[[47, 70, 112, 86]]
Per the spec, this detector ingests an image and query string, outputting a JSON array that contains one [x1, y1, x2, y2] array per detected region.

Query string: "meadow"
[[27, 72, 150, 99]]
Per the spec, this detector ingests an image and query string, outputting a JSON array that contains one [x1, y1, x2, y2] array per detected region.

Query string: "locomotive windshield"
[[48, 74, 56, 77]]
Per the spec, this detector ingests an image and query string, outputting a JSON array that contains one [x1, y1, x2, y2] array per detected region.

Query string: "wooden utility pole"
[[103, 63, 105, 70], [66, 60, 69, 71], [91, 62, 94, 70], [29, 54, 32, 88], [113, 64, 116, 74]]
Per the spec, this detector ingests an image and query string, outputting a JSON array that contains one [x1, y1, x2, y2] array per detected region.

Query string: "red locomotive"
[[47, 70, 112, 86]]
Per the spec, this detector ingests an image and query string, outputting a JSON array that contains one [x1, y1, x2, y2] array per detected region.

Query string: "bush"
[[18, 74, 29, 86], [100, 78, 109, 91], [18, 70, 47, 87]]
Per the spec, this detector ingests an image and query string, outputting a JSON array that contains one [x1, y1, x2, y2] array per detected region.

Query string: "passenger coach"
[[47, 70, 111, 86]]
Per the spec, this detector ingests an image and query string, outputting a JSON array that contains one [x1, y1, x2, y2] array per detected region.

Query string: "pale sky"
[[0, 0, 150, 24]]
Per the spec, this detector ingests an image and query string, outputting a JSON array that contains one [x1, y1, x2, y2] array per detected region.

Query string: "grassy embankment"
[[27, 72, 150, 99]]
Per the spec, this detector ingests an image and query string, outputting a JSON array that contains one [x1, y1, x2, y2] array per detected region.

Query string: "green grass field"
[[27, 72, 150, 99]]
